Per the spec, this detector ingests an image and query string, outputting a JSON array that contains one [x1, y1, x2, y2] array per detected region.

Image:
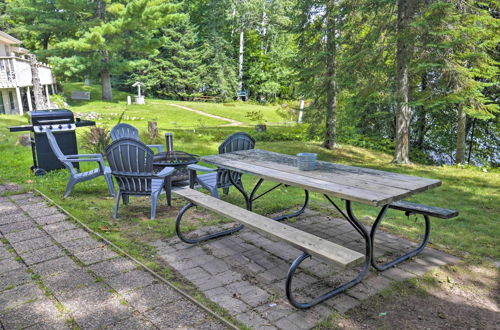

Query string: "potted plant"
[[245, 110, 267, 132]]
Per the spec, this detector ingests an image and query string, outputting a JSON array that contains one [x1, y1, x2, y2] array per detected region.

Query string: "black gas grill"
[[8, 109, 95, 175]]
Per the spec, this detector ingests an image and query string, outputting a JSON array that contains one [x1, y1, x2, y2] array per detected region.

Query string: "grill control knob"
[[49, 125, 53, 129], [58, 125, 62, 129]]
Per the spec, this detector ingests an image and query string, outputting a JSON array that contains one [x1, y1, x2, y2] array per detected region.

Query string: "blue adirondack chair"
[[105, 138, 174, 220], [188, 132, 255, 198], [45, 130, 115, 198], [110, 123, 164, 153]]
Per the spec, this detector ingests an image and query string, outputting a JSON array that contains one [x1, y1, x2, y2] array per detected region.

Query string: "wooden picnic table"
[[174, 149, 455, 309], [201, 149, 441, 207], [192, 96, 220, 102]]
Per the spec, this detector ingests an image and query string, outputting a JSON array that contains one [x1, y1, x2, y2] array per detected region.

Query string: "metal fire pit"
[[153, 151, 199, 184]]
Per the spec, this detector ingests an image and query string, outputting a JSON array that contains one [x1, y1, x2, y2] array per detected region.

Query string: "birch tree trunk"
[[322, 2, 337, 150], [455, 106, 466, 164], [392, 0, 417, 164], [237, 27, 244, 100], [29, 54, 46, 110]]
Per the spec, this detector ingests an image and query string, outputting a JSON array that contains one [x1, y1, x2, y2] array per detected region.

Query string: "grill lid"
[[29, 109, 75, 125]]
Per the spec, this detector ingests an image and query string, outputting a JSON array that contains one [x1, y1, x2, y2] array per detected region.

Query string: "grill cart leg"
[[30, 136, 46, 176]]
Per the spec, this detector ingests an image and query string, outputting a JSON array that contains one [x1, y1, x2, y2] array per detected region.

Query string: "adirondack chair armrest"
[[147, 144, 164, 153], [187, 164, 215, 173], [65, 154, 106, 170], [66, 154, 104, 159], [155, 167, 175, 178]]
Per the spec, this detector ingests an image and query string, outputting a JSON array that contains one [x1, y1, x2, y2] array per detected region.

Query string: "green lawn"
[[1, 110, 498, 260], [61, 82, 286, 127], [174, 101, 286, 125], [2, 103, 499, 329]]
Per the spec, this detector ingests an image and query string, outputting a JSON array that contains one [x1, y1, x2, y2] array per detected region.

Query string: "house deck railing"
[[0, 56, 55, 88]]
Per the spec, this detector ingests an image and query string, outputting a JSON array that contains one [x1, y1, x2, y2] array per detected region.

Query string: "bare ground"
[[325, 262, 500, 329]]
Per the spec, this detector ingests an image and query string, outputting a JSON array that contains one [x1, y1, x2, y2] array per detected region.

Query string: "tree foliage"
[[3, 0, 499, 165]]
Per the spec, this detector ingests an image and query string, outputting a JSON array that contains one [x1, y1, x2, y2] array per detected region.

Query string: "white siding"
[[13, 58, 32, 86], [0, 57, 55, 88], [39, 65, 55, 85]]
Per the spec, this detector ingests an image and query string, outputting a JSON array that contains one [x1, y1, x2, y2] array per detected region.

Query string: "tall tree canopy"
[[3, 0, 499, 166]]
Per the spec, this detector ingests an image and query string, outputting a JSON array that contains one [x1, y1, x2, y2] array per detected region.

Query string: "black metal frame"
[[370, 212, 430, 271], [175, 173, 309, 244], [175, 169, 433, 309], [285, 199, 389, 309]]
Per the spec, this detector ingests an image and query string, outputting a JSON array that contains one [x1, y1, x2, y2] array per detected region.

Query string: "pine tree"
[[186, 0, 238, 98], [49, 0, 179, 100], [294, 0, 343, 149], [411, 1, 499, 164], [132, 17, 204, 100], [7, 0, 90, 51]]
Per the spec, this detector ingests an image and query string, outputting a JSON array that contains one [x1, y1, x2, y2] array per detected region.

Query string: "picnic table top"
[[201, 149, 441, 207]]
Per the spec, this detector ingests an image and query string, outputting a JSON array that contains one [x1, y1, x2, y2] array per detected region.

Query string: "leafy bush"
[[253, 125, 309, 142], [245, 110, 266, 124], [340, 135, 394, 154], [81, 126, 111, 155]]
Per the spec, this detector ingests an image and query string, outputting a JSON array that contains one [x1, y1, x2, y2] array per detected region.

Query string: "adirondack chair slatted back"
[[45, 130, 77, 174], [105, 138, 154, 194], [110, 123, 140, 141], [217, 132, 255, 187]]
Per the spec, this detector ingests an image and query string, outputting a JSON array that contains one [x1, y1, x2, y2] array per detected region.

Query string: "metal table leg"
[[284, 197, 389, 309], [339, 201, 431, 271], [247, 178, 309, 221], [370, 212, 430, 271], [175, 202, 244, 244]]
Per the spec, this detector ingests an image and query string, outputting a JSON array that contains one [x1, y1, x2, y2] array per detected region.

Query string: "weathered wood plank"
[[201, 157, 399, 206], [389, 201, 458, 219], [230, 149, 441, 191], [201, 149, 441, 205], [215, 153, 416, 197], [173, 187, 364, 268]]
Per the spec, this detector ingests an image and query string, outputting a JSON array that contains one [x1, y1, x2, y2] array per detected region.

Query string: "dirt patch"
[[331, 263, 500, 329]]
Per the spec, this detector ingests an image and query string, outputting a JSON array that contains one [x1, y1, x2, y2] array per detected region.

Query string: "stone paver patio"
[[0, 185, 461, 330], [154, 207, 461, 330], [0, 188, 227, 329]]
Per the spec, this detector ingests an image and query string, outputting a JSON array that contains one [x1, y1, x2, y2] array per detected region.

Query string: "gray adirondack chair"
[[105, 138, 174, 220], [110, 123, 164, 152], [45, 130, 115, 198], [188, 132, 255, 198]]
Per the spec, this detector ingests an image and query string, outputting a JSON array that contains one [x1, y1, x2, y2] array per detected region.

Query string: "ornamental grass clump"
[[81, 126, 111, 155]]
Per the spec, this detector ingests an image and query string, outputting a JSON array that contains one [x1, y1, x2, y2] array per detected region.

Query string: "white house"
[[0, 31, 57, 115]]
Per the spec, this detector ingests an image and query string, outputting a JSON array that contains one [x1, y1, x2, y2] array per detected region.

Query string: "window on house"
[[0, 93, 5, 114], [8, 91, 15, 111]]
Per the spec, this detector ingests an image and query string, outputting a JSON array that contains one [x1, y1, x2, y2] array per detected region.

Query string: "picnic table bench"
[[71, 91, 91, 100], [173, 149, 458, 309], [192, 96, 220, 102]]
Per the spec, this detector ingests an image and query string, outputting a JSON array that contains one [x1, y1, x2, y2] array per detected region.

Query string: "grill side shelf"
[[75, 120, 96, 127], [8, 125, 34, 132]]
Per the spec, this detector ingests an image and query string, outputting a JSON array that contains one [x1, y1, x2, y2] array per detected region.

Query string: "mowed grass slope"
[[62, 82, 285, 127]]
